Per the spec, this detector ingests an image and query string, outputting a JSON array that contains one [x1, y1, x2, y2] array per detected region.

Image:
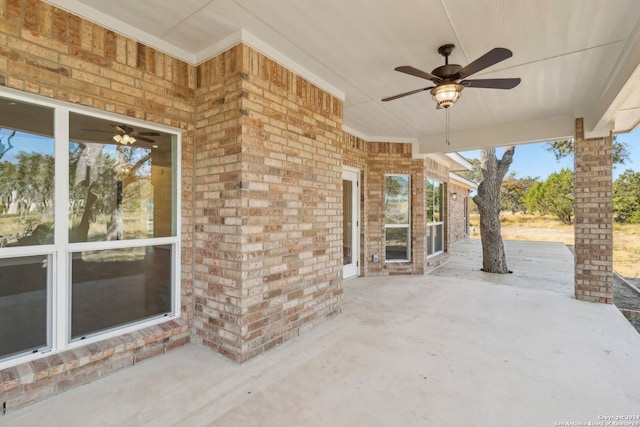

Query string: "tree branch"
[[496, 146, 515, 179], [122, 153, 152, 187]]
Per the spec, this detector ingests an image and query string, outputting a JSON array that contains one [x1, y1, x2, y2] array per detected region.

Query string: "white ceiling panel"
[[44, 0, 640, 154], [79, 0, 216, 38]]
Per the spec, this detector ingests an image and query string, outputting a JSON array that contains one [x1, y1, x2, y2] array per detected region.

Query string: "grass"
[[469, 213, 640, 278]]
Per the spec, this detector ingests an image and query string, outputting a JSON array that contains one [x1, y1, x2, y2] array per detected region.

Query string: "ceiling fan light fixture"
[[113, 133, 136, 145], [431, 82, 463, 108]]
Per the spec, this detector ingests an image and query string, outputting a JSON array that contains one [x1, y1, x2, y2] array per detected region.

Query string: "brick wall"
[[365, 142, 425, 275], [0, 0, 476, 411], [0, 0, 194, 411], [192, 45, 245, 359], [193, 44, 344, 362], [339, 139, 466, 277], [574, 118, 613, 303], [447, 182, 470, 246]]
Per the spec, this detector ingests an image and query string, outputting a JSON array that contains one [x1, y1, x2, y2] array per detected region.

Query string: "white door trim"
[[342, 166, 360, 279]]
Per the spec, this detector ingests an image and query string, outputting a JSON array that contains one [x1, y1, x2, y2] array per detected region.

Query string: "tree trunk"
[[71, 144, 105, 243], [472, 147, 515, 274], [106, 146, 126, 241]]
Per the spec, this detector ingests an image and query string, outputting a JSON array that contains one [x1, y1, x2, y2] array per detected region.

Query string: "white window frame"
[[0, 88, 182, 370], [384, 174, 411, 263], [426, 178, 444, 257]]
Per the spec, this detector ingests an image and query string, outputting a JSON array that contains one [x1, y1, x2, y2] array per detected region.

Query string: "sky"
[[459, 127, 640, 181], [3, 126, 640, 181]]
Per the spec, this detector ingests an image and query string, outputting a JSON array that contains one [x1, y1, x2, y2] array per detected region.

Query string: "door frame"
[[342, 166, 360, 279]]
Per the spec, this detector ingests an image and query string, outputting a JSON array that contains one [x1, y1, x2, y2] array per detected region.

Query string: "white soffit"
[[42, 0, 640, 153]]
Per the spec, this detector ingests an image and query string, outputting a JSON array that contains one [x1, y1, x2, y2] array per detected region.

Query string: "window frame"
[[384, 174, 411, 262], [0, 88, 182, 370], [426, 178, 444, 257]]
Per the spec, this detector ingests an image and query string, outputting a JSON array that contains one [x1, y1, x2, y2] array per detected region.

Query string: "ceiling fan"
[[111, 124, 160, 145], [82, 124, 160, 145], [382, 44, 521, 108]]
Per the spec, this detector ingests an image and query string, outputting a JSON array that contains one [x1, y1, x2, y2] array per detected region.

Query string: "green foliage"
[[524, 168, 574, 224], [0, 152, 55, 212], [500, 172, 539, 214], [384, 175, 410, 225], [546, 136, 630, 165], [613, 169, 640, 223], [457, 158, 483, 184], [524, 181, 547, 215]]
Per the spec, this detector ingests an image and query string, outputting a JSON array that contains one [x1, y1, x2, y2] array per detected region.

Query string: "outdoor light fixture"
[[113, 133, 136, 145], [451, 192, 458, 201], [431, 82, 463, 108]]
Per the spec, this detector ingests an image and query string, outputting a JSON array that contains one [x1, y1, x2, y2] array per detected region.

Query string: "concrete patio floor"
[[3, 240, 640, 427]]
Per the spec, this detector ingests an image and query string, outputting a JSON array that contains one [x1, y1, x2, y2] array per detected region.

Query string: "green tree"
[[524, 181, 548, 215], [613, 169, 640, 223], [500, 172, 539, 214], [546, 136, 630, 165], [525, 168, 574, 224], [457, 157, 483, 184]]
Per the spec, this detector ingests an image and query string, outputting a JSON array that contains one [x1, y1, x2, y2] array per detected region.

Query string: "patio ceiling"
[[46, 0, 640, 154]]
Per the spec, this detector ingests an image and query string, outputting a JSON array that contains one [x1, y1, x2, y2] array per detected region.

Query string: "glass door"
[[342, 167, 360, 279]]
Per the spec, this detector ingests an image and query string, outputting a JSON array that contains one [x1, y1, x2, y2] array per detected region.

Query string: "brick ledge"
[[1, 318, 189, 414]]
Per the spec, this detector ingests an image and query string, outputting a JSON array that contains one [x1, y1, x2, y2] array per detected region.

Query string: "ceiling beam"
[[415, 114, 575, 154]]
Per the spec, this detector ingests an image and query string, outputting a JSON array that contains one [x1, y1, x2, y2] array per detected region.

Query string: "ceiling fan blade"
[[81, 128, 112, 133], [394, 66, 441, 82], [456, 48, 513, 78], [112, 125, 127, 133], [460, 78, 521, 89], [136, 136, 155, 143], [382, 86, 434, 102], [133, 131, 161, 136]]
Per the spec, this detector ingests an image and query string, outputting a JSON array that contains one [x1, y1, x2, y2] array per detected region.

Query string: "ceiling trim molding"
[[193, 29, 245, 65], [445, 152, 473, 171], [591, 18, 640, 134], [43, 2, 346, 101], [365, 136, 418, 144], [449, 172, 477, 189], [342, 125, 418, 144], [342, 125, 370, 141], [43, 0, 197, 63], [425, 152, 471, 171], [231, 31, 345, 101], [194, 30, 346, 100]]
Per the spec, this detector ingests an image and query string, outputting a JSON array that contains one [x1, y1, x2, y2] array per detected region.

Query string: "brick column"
[[574, 118, 613, 303]]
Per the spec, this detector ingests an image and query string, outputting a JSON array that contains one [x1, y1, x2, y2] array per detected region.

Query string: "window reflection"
[[68, 113, 174, 242], [343, 179, 352, 265], [385, 228, 409, 260], [0, 255, 49, 358], [385, 175, 410, 225], [385, 175, 411, 262], [71, 245, 172, 339], [0, 97, 55, 247], [427, 179, 445, 256]]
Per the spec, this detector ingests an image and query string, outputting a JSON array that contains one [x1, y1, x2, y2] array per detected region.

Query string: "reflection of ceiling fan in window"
[[84, 124, 160, 145], [111, 124, 159, 145]]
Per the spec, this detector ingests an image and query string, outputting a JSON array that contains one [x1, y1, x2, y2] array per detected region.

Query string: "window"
[[0, 255, 50, 360], [385, 175, 410, 261], [426, 179, 444, 256], [0, 92, 180, 367], [0, 99, 55, 247]]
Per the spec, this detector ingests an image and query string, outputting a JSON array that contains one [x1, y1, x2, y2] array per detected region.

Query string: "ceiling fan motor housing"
[[432, 64, 462, 80]]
